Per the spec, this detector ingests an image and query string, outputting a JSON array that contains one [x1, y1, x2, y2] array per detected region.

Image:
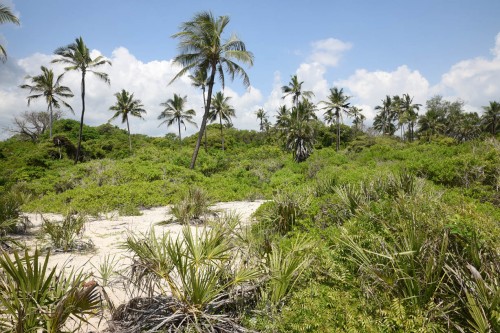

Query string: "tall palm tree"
[[19, 66, 74, 138], [171, 11, 253, 169], [0, 4, 19, 62], [391, 95, 405, 139], [52, 37, 111, 163], [401, 93, 421, 141], [158, 93, 197, 142], [286, 100, 316, 162], [320, 87, 351, 151], [417, 109, 445, 140], [208, 91, 235, 151], [350, 106, 365, 134], [481, 101, 500, 135], [109, 89, 146, 151], [255, 108, 268, 132], [374, 95, 396, 136], [282, 75, 314, 122], [188, 67, 209, 151]]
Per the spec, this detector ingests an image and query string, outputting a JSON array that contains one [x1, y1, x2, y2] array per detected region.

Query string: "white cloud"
[[0, 46, 265, 140], [437, 33, 500, 106], [335, 65, 431, 125], [308, 38, 352, 67], [223, 86, 263, 130]]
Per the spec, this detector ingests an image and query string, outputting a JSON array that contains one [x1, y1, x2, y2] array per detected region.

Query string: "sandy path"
[[17, 200, 265, 332]]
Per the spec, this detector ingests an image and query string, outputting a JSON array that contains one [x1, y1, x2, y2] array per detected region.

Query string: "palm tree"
[[286, 100, 316, 162], [209, 91, 235, 151], [392, 95, 405, 139], [52, 37, 111, 164], [109, 89, 146, 151], [374, 95, 396, 136], [171, 11, 253, 169], [19, 66, 74, 138], [0, 4, 19, 62], [282, 75, 314, 122], [481, 101, 500, 135], [401, 94, 421, 141], [158, 93, 197, 142], [255, 108, 268, 132], [350, 106, 365, 134], [417, 109, 445, 140], [321, 87, 351, 151], [188, 67, 209, 151]]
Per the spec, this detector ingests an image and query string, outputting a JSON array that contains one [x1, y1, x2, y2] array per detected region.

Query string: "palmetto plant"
[[262, 236, 312, 307], [19, 66, 74, 139], [109, 89, 146, 152], [42, 212, 88, 252], [117, 224, 260, 332], [158, 93, 196, 143], [53, 37, 111, 164], [169, 186, 212, 225], [0, 249, 102, 333], [171, 11, 253, 169]]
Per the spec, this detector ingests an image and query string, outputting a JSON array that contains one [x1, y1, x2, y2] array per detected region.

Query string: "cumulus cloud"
[[333, 66, 430, 126], [437, 32, 500, 106], [0, 46, 265, 140], [308, 38, 352, 67]]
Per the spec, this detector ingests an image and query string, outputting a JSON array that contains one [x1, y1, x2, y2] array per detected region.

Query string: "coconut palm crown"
[[52, 36, 111, 163], [0, 4, 20, 62], [109, 89, 146, 151], [171, 11, 254, 169], [19, 66, 74, 138], [158, 93, 197, 142]]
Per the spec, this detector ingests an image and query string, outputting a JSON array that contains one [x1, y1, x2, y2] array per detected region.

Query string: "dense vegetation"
[[0, 114, 499, 331], [1, 7, 499, 333]]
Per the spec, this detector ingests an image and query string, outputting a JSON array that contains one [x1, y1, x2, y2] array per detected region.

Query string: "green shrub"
[[41, 212, 90, 252], [0, 249, 102, 332]]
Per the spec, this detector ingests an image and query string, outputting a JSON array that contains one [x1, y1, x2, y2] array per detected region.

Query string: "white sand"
[[17, 200, 266, 332]]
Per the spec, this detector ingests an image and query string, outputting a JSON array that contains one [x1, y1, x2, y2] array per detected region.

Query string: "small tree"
[[52, 37, 111, 163], [109, 89, 146, 152], [171, 11, 253, 169], [208, 91, 235, 151], [20, 66, 74, 138], [158, 93, 197, 142], [255, 108, 268, 132], [321, 87, 351, 151]]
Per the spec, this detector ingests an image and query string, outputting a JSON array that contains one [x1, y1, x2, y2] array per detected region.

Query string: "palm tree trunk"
[[336, 111, 340, 152], [178, 120, 182, 142], [48, 104, 53, 139], [126, 116, 132, 152], [74, 71, 86, 164], [190, 65, 216, 169], [219, 114, 224, 151], [202, 87, 208, 152]]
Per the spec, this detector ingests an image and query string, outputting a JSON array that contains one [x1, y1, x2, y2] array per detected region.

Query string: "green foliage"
[[41, 211, 90, 251], [118, 221, 260, 332], [0, 249, 101, 332], [168, 186, 211, 224]]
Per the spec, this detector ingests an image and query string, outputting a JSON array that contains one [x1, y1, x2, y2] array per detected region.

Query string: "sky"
[[1, 0, 500, 140]]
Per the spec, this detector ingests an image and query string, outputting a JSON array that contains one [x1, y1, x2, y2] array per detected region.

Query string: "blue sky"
[[1, 0, 500, 139]]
